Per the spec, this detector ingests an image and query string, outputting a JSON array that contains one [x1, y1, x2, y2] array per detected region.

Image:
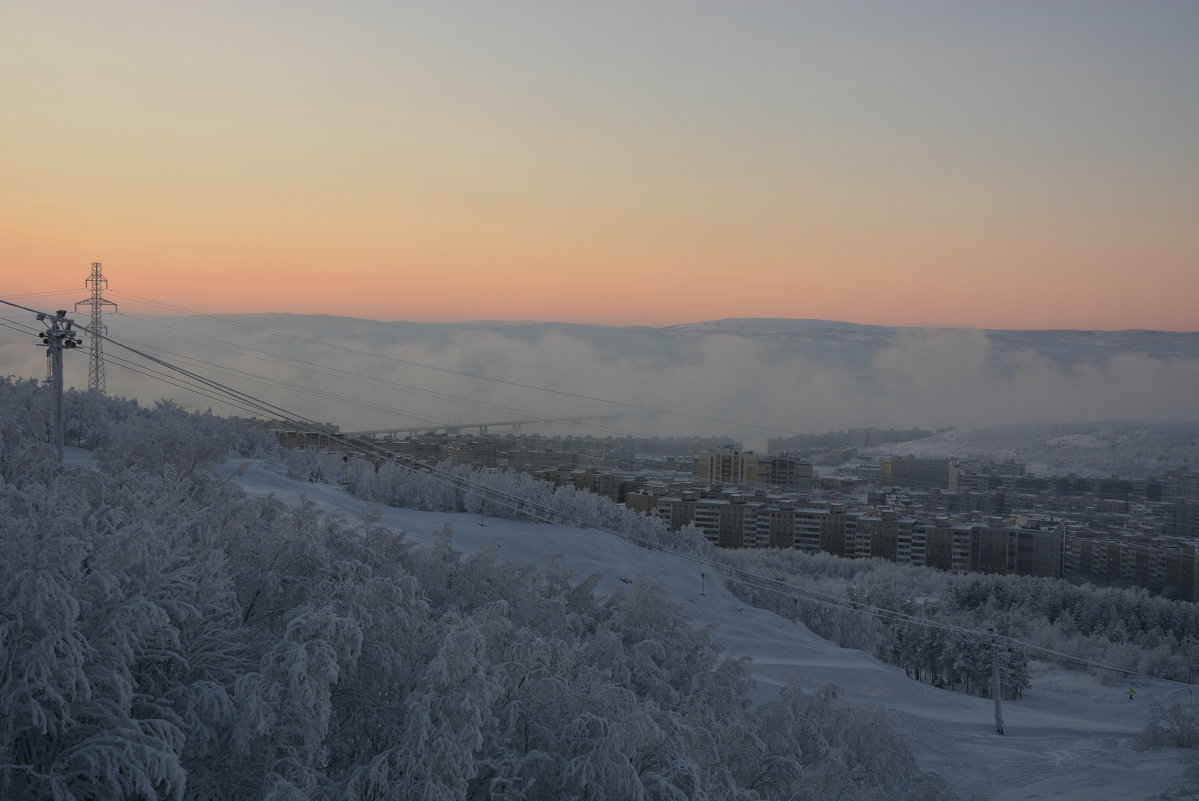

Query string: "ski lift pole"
[[991, 636, 1005, 736], [37, 310, 82, 464]]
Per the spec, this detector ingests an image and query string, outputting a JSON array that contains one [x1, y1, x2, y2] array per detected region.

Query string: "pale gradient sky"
[[2, 1, 1197, 329]]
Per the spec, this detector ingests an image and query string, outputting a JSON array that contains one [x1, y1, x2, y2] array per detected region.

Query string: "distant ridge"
[[662, 318, 881, 334], [183, 313, 1199, 371], [667, 317, 1199, 336], [190, 312, 1195, 337]]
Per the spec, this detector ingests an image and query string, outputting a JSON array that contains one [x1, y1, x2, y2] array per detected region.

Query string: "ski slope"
[[219, 458, 1194, 801]]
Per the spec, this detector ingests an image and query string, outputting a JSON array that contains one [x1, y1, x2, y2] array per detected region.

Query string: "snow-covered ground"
[[857, 422, 1199, 477], [219, 457, 1194, 801]]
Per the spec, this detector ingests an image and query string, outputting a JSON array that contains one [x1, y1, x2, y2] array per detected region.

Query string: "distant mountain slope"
[[212, 313, 1199, 375], [667, 317, 1199, 366], [861, 420, 1199, 476]]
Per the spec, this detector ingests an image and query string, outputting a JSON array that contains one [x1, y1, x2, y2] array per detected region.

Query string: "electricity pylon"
[[75, 261, 117, 394]]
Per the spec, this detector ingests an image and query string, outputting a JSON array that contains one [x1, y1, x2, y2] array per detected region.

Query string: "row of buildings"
[[263, 422, 1199, 599], [767, 427, 937, 451], [869, 456, 1199, 542], [633, 486, 1199, 600], [880, 454, 1199, 503]]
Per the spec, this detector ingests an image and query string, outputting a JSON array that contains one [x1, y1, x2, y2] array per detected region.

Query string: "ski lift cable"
[[106, 331, 459, 427], [112, 314, 557, 422], [101, 352, 280, 418], [109, 311, 680, 441]]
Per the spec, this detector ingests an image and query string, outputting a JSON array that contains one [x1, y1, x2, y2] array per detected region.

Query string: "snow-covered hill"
[[859, 421, 1199, 476], [222, 457, 1194, 801]]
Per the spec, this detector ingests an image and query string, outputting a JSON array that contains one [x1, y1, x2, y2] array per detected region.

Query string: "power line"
[[0, 318, 40, 337], [101, 350, 279, 417], [107, 333, 457, 427], [109, 318, 669, 441], [105, 311, 714, 442], [109, 314, 613, 432], [0, 289, 81, 299]]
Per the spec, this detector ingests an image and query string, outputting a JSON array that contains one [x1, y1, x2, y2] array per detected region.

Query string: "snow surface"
[[856, 421, 1199, 478], [218, 458, 1194, 801]]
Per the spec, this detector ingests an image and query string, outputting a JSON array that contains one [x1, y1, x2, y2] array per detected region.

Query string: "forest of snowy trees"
[[285, 442, 1199, 701], [722, 548, 1199, 696], [0, 378, 966, 800]]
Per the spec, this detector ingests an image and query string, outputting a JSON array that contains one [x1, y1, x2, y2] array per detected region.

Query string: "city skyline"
[[3, 1, 1197, 331]]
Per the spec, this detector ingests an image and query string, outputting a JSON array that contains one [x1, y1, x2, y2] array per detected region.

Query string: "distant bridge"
[[344, 413, 630, 439]]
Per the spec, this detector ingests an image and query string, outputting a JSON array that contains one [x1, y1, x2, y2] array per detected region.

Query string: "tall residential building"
[[695, 446, 813, 491], [695, 445, 750, 485]]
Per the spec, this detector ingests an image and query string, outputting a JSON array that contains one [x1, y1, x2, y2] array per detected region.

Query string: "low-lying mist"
[[3, 315, 1197, 451]]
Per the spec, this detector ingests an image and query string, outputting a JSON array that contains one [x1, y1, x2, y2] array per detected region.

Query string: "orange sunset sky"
[[2, 1, 1197, 330]]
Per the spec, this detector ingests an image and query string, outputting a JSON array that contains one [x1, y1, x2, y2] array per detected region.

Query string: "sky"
[[2, 1, 1197, 330]]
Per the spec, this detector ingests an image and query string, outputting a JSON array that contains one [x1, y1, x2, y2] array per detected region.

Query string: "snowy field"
[[212, 455, 1195, 801]]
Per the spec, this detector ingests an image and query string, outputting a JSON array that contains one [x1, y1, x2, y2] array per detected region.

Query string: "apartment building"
[[693, 495, 763, 548], [654, 493, 698, 532], [879, 456, 953, 490], [695, 446, 750, 485], [760, 456, 815, 492], [695, 446, 814, 491], [855, 510, 917, 562], [757, 503, 799, 549], [1014, 523, 1065, 578], [1162, 468, 1199, 501], [1173, 499, 1199, 538]]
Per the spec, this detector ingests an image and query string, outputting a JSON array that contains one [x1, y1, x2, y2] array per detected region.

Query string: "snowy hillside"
[[227, 457, 1195, 801]]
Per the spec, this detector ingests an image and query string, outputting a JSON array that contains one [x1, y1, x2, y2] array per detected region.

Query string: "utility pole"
[[37, 310, 83, 463], [75, 261, 117, 395]]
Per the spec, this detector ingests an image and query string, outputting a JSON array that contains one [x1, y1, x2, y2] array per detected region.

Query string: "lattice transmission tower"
[[75, 261, 117, 394]]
